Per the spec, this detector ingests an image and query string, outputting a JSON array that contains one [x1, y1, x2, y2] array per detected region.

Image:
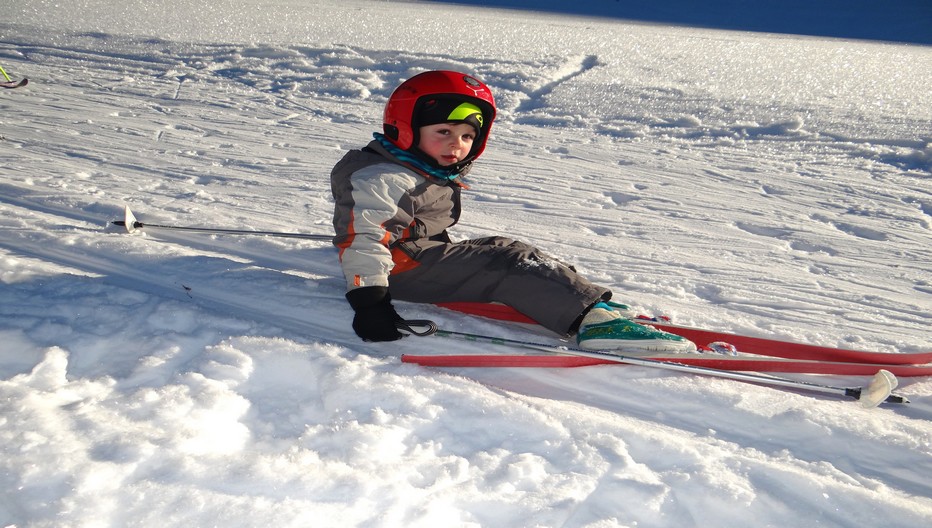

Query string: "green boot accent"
[[577, 307, 696, 353]]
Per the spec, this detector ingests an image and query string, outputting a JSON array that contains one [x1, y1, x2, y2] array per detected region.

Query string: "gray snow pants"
[[387, 236, 611, 335]]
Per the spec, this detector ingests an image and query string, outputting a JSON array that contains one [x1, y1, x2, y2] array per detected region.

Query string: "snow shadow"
[[429, 0, 932, 45]]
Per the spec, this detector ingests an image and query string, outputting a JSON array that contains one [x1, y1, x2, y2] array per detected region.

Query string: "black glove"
[[345, 286, 404, 342]]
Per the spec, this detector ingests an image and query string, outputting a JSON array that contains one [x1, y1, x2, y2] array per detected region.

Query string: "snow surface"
[[1, 1, 931, 526]]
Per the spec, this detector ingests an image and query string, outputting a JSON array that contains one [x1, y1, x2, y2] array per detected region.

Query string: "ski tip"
[[859, 369, 898, 408], [123, 206, 138, 233]]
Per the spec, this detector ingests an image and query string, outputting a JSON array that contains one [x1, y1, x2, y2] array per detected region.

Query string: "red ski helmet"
[[383, 70, 497, 163]]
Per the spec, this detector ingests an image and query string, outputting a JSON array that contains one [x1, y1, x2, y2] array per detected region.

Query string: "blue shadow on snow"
[[428, 0, 932, 45]]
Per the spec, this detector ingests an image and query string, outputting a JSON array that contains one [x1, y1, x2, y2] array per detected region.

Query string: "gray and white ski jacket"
[[331, 140, 465, 291]]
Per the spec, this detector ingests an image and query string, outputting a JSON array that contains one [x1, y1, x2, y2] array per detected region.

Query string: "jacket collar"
[[371, 133, 472, 184]]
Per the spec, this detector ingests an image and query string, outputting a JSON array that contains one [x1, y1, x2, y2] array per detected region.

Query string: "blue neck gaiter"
[[373, 133, 461, 182]]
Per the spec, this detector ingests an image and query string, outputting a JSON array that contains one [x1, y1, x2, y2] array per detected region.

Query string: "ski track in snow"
[[1, 1, 931, 526]]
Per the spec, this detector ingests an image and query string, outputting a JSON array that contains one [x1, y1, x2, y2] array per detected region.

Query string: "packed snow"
[[1, 1, 931, 526]]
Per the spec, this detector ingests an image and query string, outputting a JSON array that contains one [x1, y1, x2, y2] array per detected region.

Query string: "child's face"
[[417, 123, 476, 166]]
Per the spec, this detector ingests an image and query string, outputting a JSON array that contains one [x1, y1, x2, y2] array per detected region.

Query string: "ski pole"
[[113, 206, 332, 240], [397, 322, 906, 407], [0, 64, 11, 82]]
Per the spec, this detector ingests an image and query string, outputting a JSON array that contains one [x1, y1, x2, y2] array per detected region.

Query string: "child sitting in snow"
[[331, 70, 693, 352]]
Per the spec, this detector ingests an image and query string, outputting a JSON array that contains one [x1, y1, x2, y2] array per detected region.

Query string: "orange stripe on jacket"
[[340, 212, 418, 275], [390, 221, 422, 274], [338, 216, 393, 258], [390, 246, 420, 274], [336, 211, 356, 261]]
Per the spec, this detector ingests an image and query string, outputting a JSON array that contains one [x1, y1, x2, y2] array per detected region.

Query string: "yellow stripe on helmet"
[[446, 102, 484, 128]]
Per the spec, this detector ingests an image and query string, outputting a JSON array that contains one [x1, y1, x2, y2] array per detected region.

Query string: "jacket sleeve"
[[333, 163, 419, 290]]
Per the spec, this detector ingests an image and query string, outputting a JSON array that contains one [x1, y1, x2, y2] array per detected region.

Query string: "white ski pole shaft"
[[114, 206, 331, 240], [431, 328, 905, 407]]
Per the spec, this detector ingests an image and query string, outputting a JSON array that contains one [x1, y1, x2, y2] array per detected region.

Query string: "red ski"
[[402, 352, 932, 377], [402, 328, 911, 404], [435, 302, 932, 366]]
